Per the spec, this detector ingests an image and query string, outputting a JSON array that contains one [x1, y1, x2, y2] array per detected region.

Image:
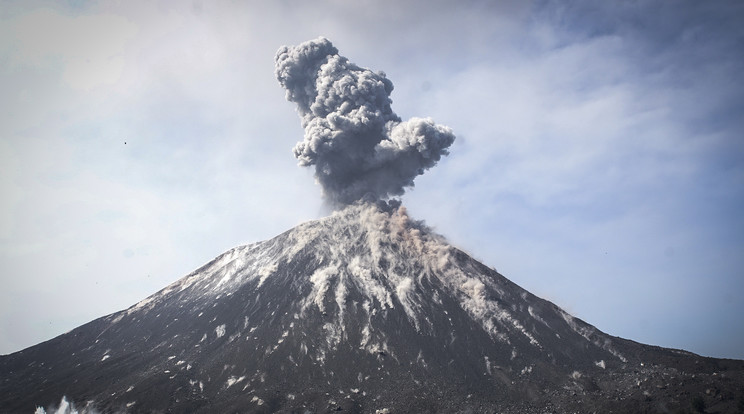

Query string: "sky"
[[1, 0, 742, 360]]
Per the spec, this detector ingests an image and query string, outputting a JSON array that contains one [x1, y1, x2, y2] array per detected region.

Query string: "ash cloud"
[[275, 37, 455, 206]]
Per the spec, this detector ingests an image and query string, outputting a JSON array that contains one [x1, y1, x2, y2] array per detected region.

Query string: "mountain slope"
[[2, 202, 743, 413]]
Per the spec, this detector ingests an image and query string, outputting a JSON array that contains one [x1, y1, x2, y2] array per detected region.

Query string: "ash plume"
[[275, 37, 456, 206]]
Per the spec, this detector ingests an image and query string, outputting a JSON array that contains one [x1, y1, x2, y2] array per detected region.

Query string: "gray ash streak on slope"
[[275, 37, 455, 206], [2, 202, 744, 413]]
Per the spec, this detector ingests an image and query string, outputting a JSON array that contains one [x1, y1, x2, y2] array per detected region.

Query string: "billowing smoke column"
[[275, 37, 456, 206]]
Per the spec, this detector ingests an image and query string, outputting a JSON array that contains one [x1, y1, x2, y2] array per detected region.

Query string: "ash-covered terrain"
[[2, 203, 744, 413]]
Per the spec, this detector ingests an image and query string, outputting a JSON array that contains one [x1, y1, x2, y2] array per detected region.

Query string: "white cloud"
[[5, 8, 137, 90]]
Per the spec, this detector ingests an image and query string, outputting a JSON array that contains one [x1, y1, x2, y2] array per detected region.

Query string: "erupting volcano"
[[2, 37, 743, 414]]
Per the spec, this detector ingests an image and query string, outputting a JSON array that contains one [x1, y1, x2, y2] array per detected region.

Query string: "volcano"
[[1, 203, 743, 413]]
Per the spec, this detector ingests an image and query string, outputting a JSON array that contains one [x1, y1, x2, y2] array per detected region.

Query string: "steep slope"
[[1, 203, 743, 413]]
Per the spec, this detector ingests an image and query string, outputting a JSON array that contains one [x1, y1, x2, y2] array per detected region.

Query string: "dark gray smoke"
[[275, 37, 456, 206]]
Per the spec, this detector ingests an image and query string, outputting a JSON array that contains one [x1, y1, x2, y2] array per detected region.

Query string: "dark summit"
[[1, 203, 743, 413]]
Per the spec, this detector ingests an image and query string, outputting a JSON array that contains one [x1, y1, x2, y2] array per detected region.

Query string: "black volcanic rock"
[[2, 203, 743, 413]]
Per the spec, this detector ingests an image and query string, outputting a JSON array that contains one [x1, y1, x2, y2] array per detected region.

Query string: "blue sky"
[[1, 0, 742, 359]]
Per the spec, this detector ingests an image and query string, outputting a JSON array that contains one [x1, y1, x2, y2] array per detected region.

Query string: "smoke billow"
[[275, 37, 455, 206]]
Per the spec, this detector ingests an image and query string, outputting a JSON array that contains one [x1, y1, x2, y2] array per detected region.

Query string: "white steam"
[[34, 396, 103, 414]]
